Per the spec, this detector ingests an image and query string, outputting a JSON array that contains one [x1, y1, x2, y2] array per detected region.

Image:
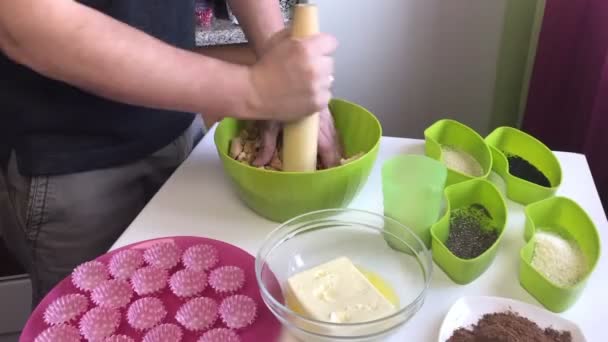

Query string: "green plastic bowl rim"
[[423, 119, 493, 179], [486, 126, 563, 190], [520, 196, 602, 290], [213, 98, 383, 175], [255, 208, 433, 329], [431, 178, 508, 263]]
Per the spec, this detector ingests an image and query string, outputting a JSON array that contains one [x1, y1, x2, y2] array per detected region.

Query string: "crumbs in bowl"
[[229, 124, 363, 171]]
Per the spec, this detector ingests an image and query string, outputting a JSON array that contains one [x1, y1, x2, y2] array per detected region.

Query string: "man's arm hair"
[[0, 0, 257, 119]]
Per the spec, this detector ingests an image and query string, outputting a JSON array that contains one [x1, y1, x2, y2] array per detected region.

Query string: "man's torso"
[[0, 0, 197, 175]]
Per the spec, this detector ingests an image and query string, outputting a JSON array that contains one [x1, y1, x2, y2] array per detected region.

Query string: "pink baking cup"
[[91, 279, 133, 309], [104, 335, 135, 342], [126, 297, 167, 331], [143, 323, 183, 342], [72, 260, 109, 291], [175, 297, 218, 332], [79, 307, 120, 341], [130, 266, 168, 295], [219, 295, 257, 329], [198, 328, 241, 342], [182, 244, 219, 271], [143, 242, 181, 270], [209, 266, 245, 295], [169, 268, 207, 297], [34, 324, 81, 342], [43, 293, 89, 325], [109, 249, 144, 280]]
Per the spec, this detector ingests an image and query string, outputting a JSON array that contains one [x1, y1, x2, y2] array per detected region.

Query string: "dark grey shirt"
[[0, 0, 196, 175]]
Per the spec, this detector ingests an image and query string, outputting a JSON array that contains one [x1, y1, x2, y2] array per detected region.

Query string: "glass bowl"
[[255, 209, 433, 341]]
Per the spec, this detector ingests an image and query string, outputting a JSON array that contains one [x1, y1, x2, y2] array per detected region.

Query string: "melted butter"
[[356, 266, 400, 307], [286, 287, 307, 316], [285, 265, 400, 317]]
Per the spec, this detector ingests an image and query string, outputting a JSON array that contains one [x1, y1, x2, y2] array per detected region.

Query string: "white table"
[[112, 126, 608, 341]]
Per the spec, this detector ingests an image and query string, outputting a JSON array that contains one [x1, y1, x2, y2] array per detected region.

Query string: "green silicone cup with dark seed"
[[484, 126, 562, 205], [430, 179, 507, 284], [519, 196, 601, 312]]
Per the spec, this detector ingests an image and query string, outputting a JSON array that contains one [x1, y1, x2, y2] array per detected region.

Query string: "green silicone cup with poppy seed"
[[519, 196, 601, 312], [430, 179, 507, 284], [484, 126, 562, 205], [424, 119, 493, 186]]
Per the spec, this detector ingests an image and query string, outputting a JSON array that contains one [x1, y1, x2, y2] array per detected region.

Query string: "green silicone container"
[[382, 155, 448, 249], [520, 196, 601, 312], [214, 98, 382, 223], [485, 126, 562, 204], [430, 179, 507, 284], [424, 119, 492, 185]]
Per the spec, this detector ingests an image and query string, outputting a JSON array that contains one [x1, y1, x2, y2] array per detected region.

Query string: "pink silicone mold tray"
[[21, 236, 282, 342]]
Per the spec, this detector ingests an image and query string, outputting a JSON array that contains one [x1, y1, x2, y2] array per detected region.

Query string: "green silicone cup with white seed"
[[430, 179, 507, 284], [520, 196, 601, 312], [424, 119, 493, 186]]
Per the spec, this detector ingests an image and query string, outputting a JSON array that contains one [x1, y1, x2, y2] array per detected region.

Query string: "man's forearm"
[[0, 0, 255, 119], [227, 0, 285, 56], [195, 44, 258, 127], [196, 44, 257, 66]]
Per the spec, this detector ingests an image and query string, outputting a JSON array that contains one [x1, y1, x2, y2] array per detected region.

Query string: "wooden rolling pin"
[[282, 2, 320, 172]]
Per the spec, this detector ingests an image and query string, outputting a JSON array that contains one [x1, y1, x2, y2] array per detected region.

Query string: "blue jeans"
[[0, 117, 204, 307]]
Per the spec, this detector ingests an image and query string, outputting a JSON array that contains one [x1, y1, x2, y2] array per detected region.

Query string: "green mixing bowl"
[[214, 99, 382, 222], [519, 196, 601, 312], [424, 119, 493, 185], [485, 126, 562, 205], [430, 179, 507, 284]]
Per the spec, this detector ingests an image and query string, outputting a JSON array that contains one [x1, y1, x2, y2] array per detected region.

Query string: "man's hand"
[[317, 107, 343, 168], [249, 28, 342, 169], [253, 120, 281, 167], [247, 29, 337, 121], [253, 107, 343, 169]]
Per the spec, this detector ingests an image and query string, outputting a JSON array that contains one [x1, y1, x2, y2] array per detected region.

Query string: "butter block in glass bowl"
[[255, 209, 433, 342], [286, 256, 397, 325]]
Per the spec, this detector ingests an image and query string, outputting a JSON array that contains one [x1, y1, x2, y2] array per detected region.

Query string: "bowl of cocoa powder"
[[214, 98, 382, 222], [439, 296, 586, 342]]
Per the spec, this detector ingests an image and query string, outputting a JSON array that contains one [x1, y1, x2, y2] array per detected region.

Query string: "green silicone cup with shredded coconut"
[[424, 119, 493, 186], [520, 196, 601, 312]]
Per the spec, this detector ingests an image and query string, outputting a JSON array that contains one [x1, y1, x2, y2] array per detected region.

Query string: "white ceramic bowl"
[[439, 296, 586, 342]]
